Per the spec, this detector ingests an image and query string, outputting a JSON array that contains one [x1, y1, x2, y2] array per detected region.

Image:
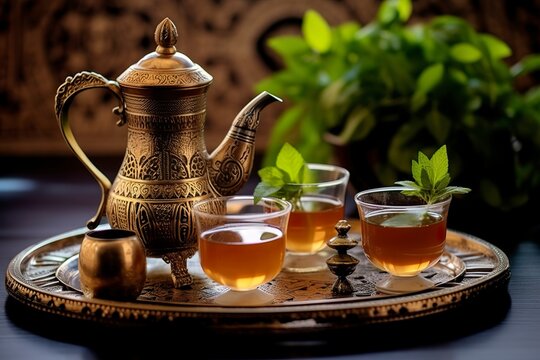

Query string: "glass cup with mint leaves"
[[254, 143, 350, 273], [354, 145, 470, 294]]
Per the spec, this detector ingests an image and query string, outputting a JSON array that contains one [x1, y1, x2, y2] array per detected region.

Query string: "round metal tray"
[[5, 224, 510, 333]]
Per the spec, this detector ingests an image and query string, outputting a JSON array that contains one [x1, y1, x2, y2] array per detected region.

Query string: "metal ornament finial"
[[155, 17, 178, 55], [326, 219, 360, 296]]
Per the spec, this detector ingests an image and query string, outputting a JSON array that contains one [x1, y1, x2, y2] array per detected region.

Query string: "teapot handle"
[[54, 71, 126, 229]]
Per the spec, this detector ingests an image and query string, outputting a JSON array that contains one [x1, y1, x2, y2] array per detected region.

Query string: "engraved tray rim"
[[5, 224, 511, 333], [54, 250, 467, 306]]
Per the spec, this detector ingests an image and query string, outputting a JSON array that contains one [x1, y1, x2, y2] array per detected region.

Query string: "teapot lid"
[[117, 18, 212, 88]]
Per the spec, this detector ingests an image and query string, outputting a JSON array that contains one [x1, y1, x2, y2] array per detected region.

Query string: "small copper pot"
[[79, 229, 146, 301]]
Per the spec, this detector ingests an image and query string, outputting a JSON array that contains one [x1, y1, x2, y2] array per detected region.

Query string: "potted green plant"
[[255, 0, 540, 242]]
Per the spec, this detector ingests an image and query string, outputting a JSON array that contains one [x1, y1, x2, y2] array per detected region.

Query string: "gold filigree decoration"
[[118, 69, 212, 87]]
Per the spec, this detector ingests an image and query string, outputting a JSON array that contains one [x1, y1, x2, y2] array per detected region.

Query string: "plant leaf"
[[395, 0, 413, 21], [378, 0, 412, 24], [267, 36, 309, 57], [511, 54, 540, 78], [400, 189, 424, 198], [302, 10, 332, 53], [334, 107, 375, 143], [395, 145, 470, 204], [435, 174, 451, 190], [254, 143, 308, 205], [425, 108, 451, 143], [337, 22, 361, 41], [377, 1, 399, 24], [444, 186, 471, 195], [254, 182, 282, 204], [276, 142, 305, 182], [480, 34, 511, 59], [394, 180, 420, 190], [420, 168, 432, 189], [257, 166, 285, 187], [416, 63, 444, 94], [449, 68, 467, 84], [450, 43, 482, 63], [411, 91, 427, 111], [411, 160, 422, 184], [411, 64, 444, 111], [430, 144, 448, 185], [418, 151, 431, 171], [381, 211, 425, 227]]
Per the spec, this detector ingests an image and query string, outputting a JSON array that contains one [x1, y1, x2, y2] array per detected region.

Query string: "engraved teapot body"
[[54, 18, 280, 287]]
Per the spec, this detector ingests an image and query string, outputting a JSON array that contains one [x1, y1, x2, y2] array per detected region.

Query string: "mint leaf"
[[395, 145, 471, 204], [417, 151, 430, 170], [258, 166, 285, 187], [411, 160, 422, 184], [254, 182, 282, 204], [276, 142, 305, 182], [254, 142, 308, 206], [420, 168, 432, 189], [394, 180, 420, 190], [431, 145, 448, 185], [381, 211, 425, 227], [436, 173, 451, 190]]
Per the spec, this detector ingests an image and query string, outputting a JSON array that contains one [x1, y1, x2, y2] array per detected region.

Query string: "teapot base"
[[162, 248, 197, 288]]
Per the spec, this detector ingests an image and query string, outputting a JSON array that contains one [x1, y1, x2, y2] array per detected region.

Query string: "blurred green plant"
[[255, 0, 540, 212]]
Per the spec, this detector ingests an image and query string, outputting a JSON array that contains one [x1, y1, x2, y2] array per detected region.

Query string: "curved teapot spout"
[[208, 91, 282, 196]]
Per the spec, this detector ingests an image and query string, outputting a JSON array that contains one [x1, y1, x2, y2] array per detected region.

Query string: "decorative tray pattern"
[[5, 224, 510, 334]]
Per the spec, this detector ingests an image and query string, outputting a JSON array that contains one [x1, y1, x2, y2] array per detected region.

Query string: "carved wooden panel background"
[[1, 0, 539, 156]]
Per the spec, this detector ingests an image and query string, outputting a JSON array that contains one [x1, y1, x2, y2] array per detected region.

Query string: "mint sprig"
[[254, 143, 307, 207], [395, 145, 471, 204]]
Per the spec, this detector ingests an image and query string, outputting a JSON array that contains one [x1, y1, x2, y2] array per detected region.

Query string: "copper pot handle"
[[54, 71, 126, 229]]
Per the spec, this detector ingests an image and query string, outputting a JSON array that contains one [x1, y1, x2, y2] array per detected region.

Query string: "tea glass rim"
[[192, 195, 292, 221], [285, 163, 350, 188], [354, 186, 452, 210]]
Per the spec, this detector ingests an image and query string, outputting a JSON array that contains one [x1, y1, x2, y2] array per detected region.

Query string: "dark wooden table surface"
[[1, 156, 540, 359]]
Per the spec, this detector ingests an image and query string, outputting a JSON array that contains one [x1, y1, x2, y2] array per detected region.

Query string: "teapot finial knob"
[[155, 17, 178, 55]]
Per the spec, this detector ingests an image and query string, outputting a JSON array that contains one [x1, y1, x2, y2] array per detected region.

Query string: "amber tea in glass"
[[362, 210, 447, 276], [355, 187, 451, 294], [199, 224, 285, 290], [282, 164, 349, 273], [287, 196, 344, 254], [192, 195, 291, 306]]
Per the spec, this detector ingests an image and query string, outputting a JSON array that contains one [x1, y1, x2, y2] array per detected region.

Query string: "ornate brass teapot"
[[54, 18, 281, 288]]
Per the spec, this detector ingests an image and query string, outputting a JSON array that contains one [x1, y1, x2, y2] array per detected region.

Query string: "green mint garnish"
[[394, 145, 471, 204], [254, 143, 307, 207]]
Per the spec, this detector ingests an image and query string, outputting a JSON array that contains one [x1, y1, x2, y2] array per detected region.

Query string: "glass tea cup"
[[355, 186, 451, 294], [192, 195, 291, 306], [282, 163, 350, 273]]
